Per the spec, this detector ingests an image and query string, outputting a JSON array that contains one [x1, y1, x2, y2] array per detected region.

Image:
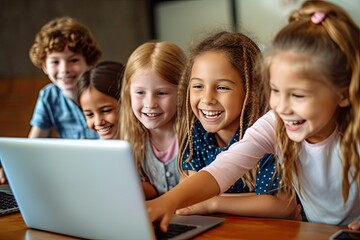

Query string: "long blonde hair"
[[259, 0, 360, 201], [178, 31, 268, 189], [118, 41, 187, 180]]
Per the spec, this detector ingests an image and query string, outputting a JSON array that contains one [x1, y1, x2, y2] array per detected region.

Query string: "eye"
[[135, 90, 145, 95], [102, 108, 113, 113], [191, 84, 203, 89], [49, 60, 59, 65], [157, 91, 168, 96], [292, 93, 305, 98], [217, 86, 230, 90], [84, 112, 94, 118], [270, 88, 279, 94], [70, 58, 80, 64]]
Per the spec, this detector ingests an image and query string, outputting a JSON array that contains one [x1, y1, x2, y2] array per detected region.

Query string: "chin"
[[286, 134, 305, 143]]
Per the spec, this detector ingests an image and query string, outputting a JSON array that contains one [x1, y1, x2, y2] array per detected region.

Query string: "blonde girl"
[[147, 0, 360, 232], [119, 41, 187, 199]]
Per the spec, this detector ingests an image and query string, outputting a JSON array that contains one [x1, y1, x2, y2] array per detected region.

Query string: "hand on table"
[[176, 197, 215, 215], [0, 168, 7, 184], [348, 219, 360, 230]]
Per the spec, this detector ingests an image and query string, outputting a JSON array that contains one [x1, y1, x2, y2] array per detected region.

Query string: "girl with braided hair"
[[176, 31, 300, 219]]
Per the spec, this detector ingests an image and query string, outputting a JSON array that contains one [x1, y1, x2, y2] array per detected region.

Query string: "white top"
[[203, 110, 360, 225]]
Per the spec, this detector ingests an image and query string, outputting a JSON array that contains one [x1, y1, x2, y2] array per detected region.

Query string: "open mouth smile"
[[201, 110, 223, 119]]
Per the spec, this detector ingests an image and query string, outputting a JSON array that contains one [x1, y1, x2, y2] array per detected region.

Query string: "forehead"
[[270, 51, 316, 81], [191, 51, 242, 84], [130, 70, 176, 88], [192, 51, 233, 71], [46, 46, 81, 59], [80, 87, 118, 105], [270, 52, 334, 90]]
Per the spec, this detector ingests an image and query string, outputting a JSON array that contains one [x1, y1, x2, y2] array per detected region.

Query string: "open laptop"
[[0, 184, 19, 216], [0, 137, 224, 239]]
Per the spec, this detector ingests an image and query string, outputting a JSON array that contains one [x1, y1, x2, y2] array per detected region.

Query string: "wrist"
[[208, 197, 219, 213]]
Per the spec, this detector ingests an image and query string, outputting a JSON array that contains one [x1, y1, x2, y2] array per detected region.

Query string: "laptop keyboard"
[[154, 222, 197, 240], [0, 191, 19, 216]]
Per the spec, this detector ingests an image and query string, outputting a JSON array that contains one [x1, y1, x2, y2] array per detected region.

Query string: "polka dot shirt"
[[181, 120, 279, 195]]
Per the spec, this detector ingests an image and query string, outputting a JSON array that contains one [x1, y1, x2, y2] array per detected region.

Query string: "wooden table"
[[0, 212, 345, 240]]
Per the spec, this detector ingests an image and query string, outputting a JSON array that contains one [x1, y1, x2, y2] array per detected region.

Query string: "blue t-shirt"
[[182, 120, 278, 194], [30, 83, 99, 139]]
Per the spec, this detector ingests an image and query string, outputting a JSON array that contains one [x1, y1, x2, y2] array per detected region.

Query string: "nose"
[[94, 114, 105, 126], [201, 88, 216, 104], [274, 95, 291, 115], [144, 94, 158, 109], [59, 61, 69, 73]]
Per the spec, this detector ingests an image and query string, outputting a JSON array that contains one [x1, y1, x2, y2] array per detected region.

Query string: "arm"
[[180, 166, 300, 219], [147, 111, 276, 231], [204, 111, 276, 193], [28, 126, 51, 138], [141, 181, 158, 200], [176, 191, 301, 220]]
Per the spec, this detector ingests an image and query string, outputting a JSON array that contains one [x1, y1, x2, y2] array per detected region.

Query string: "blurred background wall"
[[0, 0, 359, 137]]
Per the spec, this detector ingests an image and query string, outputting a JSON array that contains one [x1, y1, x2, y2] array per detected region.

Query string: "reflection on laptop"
[[0, 138, 224, 239], [0, 184, 19, 216]]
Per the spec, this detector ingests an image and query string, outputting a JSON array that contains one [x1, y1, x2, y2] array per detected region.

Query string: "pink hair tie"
[[311, 12, 326, 24]]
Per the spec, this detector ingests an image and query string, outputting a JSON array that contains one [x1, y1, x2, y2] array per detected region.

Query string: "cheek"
[[86, 119, 94, 129], [110, 112, 119, 125], [189, 92, 199, 113], [130, 95, 140, 110], [269, 95, 276, 109], [166, 96, 177, 111]]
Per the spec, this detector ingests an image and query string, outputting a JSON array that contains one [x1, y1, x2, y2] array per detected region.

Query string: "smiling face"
[[42, 46, 89, 92], [189, 51, 245, 145], [269, 51, 348, 144], [130, 70, 177, 133], [79, 87, 119, 139]]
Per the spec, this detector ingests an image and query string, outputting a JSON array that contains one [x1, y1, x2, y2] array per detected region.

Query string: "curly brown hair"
[[29, 16, 102, 68]]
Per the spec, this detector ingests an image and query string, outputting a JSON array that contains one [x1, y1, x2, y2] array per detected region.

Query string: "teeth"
[[202, 110, 222, 118], [285, 120, 303, 126], [145, 113, 160, 117], [96, 126, 111, 133], [58, 76, 75, 82]]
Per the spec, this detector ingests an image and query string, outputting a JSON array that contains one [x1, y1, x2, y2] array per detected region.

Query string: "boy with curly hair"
[[28, 16, 102, 139]]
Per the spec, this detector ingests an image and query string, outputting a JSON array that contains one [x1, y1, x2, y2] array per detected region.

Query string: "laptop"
[[0, 184, 19, 216], [0, 138, 224, 239]]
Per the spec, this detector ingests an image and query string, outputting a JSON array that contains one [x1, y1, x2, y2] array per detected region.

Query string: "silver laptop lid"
[[0, 138, 154, 239]]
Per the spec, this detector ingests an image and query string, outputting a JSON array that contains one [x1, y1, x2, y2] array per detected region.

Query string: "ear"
[[338, 91, 350, 107], [41, 63, 48, 75]]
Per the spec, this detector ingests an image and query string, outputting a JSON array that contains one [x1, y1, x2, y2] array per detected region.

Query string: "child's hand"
[[348, 219, 360, 230], [176, 197, 216, 215], [146, 195, 177, 233], [0, 168, 6, 184]]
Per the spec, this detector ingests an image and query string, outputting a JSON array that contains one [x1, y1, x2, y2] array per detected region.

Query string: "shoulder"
[[244, 110, 276, 137], [38, 84, 64, 100]]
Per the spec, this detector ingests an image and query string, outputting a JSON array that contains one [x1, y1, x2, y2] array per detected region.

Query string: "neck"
[[62, 89, 78, 104], [215, 127, 238, 148], [149, 126, 176, 151]]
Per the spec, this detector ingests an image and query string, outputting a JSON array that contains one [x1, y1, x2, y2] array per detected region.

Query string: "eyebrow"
[[269, 83, 315, 93], [47, 53, 80, 59], [190, 77, 237, 84]]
